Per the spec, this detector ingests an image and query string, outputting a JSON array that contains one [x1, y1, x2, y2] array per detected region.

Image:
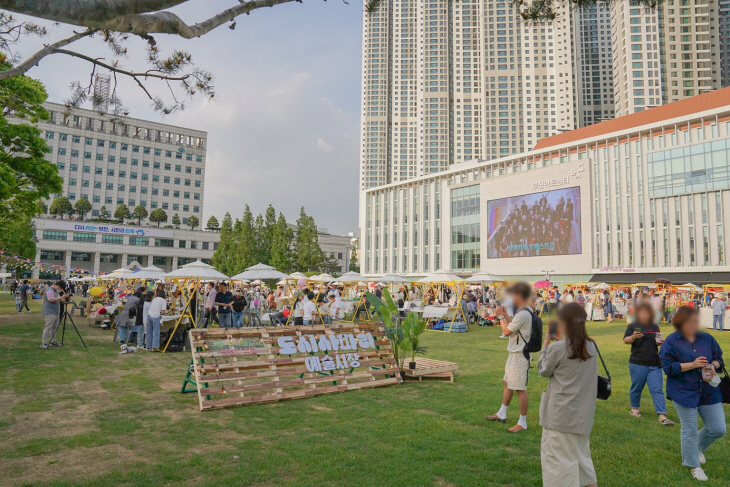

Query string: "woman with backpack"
[[538, 302, 598, 487]]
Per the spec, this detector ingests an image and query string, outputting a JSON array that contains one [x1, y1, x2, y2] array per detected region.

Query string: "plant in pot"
[[402, 312, 428, 370], [365, 289, 410, 379]]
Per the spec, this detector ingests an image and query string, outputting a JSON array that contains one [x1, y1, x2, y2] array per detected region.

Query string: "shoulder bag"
[[594, 341, 612, 400], [719, 367, 730, 404]]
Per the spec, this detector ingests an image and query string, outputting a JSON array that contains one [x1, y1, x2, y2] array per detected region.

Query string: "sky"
[[12, 1, 364, 235]]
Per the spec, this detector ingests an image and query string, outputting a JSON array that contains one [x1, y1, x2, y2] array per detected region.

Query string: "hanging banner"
[[43, 220, 174, 238]]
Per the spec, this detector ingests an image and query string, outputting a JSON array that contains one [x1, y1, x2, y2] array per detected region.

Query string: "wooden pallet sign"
[[189, 323, 402, 411]]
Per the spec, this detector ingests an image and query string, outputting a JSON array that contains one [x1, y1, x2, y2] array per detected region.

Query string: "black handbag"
[[720, 368, 730, 404], [594, 342, 612, 400]]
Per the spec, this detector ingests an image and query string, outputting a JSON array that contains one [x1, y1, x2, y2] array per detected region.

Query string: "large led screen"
[[487, 186, 582, 258]]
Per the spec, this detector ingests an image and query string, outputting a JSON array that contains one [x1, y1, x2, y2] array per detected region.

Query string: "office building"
[[359, 87, 730, 286], [33, 102, 207, 225]]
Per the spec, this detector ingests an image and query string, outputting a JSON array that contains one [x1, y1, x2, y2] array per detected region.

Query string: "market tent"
[[162, 260, 228, 280], [309, 273, 335, 282], [288, 272, 307, 280], [466, 271, 504, 283], [377, 273, 411, 284], [337, 271, 364, 283], [131, 265, 166, 280], [417, 269, 465, 284], [102, 267, 137, 279], [229, 262, 290, 281]]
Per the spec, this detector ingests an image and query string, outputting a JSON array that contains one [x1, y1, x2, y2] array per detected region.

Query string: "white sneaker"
[[691, 467, 708, 482], [698, 450, 706, 465]]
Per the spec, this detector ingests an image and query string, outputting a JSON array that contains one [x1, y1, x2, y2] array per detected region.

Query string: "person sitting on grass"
[[623, 302, 674, 426]]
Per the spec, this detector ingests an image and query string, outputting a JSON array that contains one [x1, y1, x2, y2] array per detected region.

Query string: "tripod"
[[52, 308, 87, 348]]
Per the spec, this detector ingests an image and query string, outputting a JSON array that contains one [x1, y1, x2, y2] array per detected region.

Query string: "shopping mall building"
[[359, 88, 730, 286]]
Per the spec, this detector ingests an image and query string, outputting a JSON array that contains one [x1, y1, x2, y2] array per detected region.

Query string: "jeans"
[[673, 401, 726, 468], [146, 316, 161, 349], [628, 363, 667, 415], [712, 314, 724, 331], [218, 313, 231, 328], [231, 311, 244, 328], [135, 325, 145, 347]]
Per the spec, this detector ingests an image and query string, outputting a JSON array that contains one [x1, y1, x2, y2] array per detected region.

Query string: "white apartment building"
[[36, 102, 207, 225], [359, 87, 730, 286], [360, 1, 611, 191], [611, 0, 723, 117]]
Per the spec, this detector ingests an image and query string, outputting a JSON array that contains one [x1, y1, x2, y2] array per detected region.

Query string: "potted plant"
[[403, 312, 427, 369]]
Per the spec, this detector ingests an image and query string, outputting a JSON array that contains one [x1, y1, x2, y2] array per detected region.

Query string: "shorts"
[[541, 427, 597, 487], [503, 352, 530, 391]]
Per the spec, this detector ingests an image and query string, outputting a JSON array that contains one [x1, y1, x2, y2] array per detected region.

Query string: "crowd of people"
[[481, 281, 726, 485]]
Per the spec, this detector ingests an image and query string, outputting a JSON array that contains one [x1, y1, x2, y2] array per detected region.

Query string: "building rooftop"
[[534, 86, 730, 150]]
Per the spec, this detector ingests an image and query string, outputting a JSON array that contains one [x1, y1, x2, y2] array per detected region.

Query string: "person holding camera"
[[623, 302, 674, 425], [537, 302, 598, 487], [486, 282, 533, 433], [40, 281, 69, 349], [660, 306, 726, 482]]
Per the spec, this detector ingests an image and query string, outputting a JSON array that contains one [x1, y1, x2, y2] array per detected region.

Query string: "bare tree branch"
[[0, 28, 95, 79]]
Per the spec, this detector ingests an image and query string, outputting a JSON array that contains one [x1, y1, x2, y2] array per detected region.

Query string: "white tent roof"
[[466, 271, 504, 283], [376, 273, 411, 284], [229, 263, 290, 281], [337, 271, 364, 283], [309, 273, 335, 282], [131, 265, 166, 280], [417, 269, 465, 284], [101, 267, 137, 279], [162, 260, 228, 280], [288, 272, 307, 280]]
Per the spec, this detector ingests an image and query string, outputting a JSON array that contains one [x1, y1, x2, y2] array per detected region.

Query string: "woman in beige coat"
[[538, 302, 599, 487]]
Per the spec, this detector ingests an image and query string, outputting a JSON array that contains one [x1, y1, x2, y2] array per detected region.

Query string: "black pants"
[[203, 308, 217, 328]]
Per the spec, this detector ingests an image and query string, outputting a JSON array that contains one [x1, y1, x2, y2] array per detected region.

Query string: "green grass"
[[1, 294, 729, 486]]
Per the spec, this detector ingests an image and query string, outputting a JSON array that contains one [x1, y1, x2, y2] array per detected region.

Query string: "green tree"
[[212, 212, 236, 275], [187, 215, 199, 230], [236, 205, 257, 271], [49, 196, 72, 219], [206, 215, 219, 230], [114, 203, 130, 222], [321, 254, 341, 276], [253, 213, 266, 264], [0, 212, 36, 259], [294, 207, 324, 272], [99, 205, 110, 220], [149, 208, 167, 227], [260, 204, 277, 265], [172, 213, 181, 228], [270, 212, 295, 273], [132, 205, 148, 225], [73, 197, 92, 220], [349, 247, 360, 272]]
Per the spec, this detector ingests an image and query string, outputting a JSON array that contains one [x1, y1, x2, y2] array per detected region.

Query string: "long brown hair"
[[557, 302, 593, 361], [672, 305, 698, 332]]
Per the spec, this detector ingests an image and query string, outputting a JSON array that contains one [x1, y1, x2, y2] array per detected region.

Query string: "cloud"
[[317, 137, 332, 153], [11, 1, 364, 235]]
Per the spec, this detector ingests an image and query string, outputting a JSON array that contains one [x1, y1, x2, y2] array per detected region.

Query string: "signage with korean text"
[[43, 220, 174, 238]]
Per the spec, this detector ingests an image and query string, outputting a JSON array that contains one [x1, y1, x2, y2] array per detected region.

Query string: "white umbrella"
[[162, 260, 228, 280], [103, 267, 137, 279], [289, 272, 307, 280], [80, 276, 97, 282], [595, 282, 610, 290], [309, 273, 335, 282], [276, 279, 288, 286], [466, 271, 504, 283], [230, 262, 290, 281], [417, 269, 465, 284], [377, 273, 411, 284], [337, 271, 364, 283], [131, 265, 166, 280]]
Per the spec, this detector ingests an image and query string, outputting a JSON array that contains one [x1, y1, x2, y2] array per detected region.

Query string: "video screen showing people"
[[487, 186, 582, 258]]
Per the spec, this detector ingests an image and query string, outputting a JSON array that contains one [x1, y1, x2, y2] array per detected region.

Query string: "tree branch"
[[0, 28, 96, 79]]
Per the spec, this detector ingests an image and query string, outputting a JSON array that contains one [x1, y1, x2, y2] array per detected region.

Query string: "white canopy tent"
[[309, 273, 335, 283], [162, 260, 229, 280], [229, 263, 290, 281], [337, 271, 364, 283], [376, 273, 411, 284], [465, 271, 504, 284], [288, 272, 307, 280], [101, 267, 137, 279], [417, 269, 465, 284], [130, 265, 166, 281]]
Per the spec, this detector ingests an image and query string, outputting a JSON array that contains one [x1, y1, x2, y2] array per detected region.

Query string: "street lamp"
[[541, 269, 554, 282]]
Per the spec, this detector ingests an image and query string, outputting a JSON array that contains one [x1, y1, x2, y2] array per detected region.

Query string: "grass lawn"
[[1, 294, 729, 487]]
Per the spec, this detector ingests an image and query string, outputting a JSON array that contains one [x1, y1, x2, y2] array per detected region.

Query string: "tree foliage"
[[74, 197, 92, 220], [187, 214, 199, 230], [132, 204, 148, 224], [114, 203, 130, 221], [206, 215, 219, 230], [349, 247, 360, 273], [99, 205, 109, 219], [49, 196, 72, 219], [0, 212, 35, 257], [171, 212, 181, 228], [212, 204, 327, 276], [294, 207, 324, 272], [149, 207, 167, 227]]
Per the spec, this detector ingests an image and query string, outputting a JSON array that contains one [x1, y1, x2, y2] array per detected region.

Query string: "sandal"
[[660, 418, 675, 426], [630, 410, 642, 418]]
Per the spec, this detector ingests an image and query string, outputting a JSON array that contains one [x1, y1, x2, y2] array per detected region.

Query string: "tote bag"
[[594, 342, 612, 400]]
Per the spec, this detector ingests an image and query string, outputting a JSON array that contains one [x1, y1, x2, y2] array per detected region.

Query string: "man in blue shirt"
[[18, 280, 31, 312], [215, 282, 233, 328]]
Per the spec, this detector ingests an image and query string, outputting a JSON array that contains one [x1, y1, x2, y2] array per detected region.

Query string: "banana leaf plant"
[[402, 311, 428, 368], [365, 289, 427, 372]]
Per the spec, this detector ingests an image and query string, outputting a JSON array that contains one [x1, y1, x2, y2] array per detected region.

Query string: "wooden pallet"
[[189, 323, 402, 410], [403, 357, 458, 382]]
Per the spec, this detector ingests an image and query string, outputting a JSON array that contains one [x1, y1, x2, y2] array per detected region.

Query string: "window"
[[195, 168, 202, 175], [43, 230, 67, 241], [97, 140, 105, 147], [193, 206, 200, 213], [82, 165, 90, 173], [154, 149, 161, 156], [175, 165, 182, 172], [59, 133, 68, 141], [155, 238, 174, 247], [100, 253, 118, 263], [72, 135, 80, 143], [102, 235, 124, 244], [57, 162, 65, 170], [129, 236, 150, 246], [202, 241, 209, 250], [109, 142, 116, 149], [164, 163, 171, 170], [58, 148, 66, 155], [107, 169, 114, 176], [178, 240, 186, 248], [196, 155, 203, 162], [85, 137, 92, 145], [84, 152, 91, 159], [71, 252, 91, 261], [71, 150, 79, 157], [69, 164, 78, 171], [174, 178, 180, 185], [45, 131, 54, 139], [185, 166, 192, 173], [194, 193, 201, 200], [40, 250, 63, 260], [132, 145, 140, 152], [153, 257, 167, 265]]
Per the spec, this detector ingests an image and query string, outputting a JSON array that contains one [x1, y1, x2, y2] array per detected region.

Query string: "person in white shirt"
[[302, 291, 317, 325], [328, 293, 341, 324], [145, 289, 168, 351], [487, 282, 534, 433]]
